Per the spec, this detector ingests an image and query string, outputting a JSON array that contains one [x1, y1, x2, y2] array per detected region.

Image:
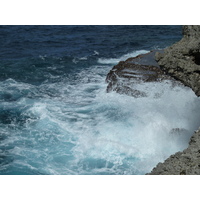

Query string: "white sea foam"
[[67, 77, 200, 174], [93, 50, 99, 55], [2, 51, 200, 175], [26, 63, 199, 174], [79, 57, 88, 60], [97, 50, 149, 65]]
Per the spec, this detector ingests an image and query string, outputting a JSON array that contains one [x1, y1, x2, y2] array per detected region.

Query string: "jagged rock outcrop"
[[106, 50, 180, 97], [106, 25, 200, 175], [147, 25, 200, 175], [147, 127, 200, 175], [155, 25, 200, 97]]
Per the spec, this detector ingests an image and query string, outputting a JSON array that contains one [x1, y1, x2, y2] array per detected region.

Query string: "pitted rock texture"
[[147, 128, 200, 175], [155, 25, 200, 97]]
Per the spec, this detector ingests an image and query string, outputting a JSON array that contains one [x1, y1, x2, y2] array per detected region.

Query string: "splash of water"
[[0, 52, 199, 175]]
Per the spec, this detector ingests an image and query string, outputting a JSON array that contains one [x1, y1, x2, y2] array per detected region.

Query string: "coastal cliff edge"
[[148, 25, 200, 175], [106, 25, 200, 175]]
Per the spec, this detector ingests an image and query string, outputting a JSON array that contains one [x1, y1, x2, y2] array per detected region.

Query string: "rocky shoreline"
[[147, 128, 200, 175], [106, 50, 184, 98], [155, 25, 200, 97], [106, 25, 200, 175]]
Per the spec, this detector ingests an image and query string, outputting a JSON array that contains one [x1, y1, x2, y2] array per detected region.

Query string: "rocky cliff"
[[155, 25, 200, 97], [147, 128, 200, 175], [106, 50, 183, 98], [147, 25, 200, 175], [106, 25, 200, 175]]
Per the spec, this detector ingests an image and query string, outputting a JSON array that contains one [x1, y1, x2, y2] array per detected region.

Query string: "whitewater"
[[1, 49, 200, 175]]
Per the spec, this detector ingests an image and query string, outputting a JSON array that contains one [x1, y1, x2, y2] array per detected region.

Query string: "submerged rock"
[[155, 25, 200, 97], [106, 50, 179, 97]]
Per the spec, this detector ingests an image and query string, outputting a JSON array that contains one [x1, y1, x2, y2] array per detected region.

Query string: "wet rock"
[[106, 50, 178, 97], [155, 25, 200, 97]]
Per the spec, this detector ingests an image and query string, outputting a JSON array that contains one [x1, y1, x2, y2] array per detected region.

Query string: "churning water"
[[0, 25, 199, 174]]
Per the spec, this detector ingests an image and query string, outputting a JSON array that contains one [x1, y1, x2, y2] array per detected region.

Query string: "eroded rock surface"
[[147, 25, 200, 175], [106, 25, 200, 175], [155, 25, 200, 97], [147, 128, 200, 175], [106, 50, 179, 97]]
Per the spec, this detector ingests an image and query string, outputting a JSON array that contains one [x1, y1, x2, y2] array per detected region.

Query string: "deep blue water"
[[1, 25, 199, 175]]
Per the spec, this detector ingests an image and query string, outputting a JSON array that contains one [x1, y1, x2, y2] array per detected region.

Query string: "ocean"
[[0, 25, 200, 175]]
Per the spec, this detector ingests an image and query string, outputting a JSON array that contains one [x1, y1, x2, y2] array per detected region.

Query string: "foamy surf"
[[98, 50, 149, 65], [66, 78, 200, 174], [1, 52, 199, 175]]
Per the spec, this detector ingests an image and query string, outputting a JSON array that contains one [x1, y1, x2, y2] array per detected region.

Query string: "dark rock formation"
[[106, 50, 180, 97], [155, 25, 200, 97], [147, 128, 200, 175]]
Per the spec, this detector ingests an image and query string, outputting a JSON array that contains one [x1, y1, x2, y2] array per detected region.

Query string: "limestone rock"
[[147, 25, 200, 175], [147, 128, 200, 175], [105, 25, 200, 175], [155, 25, 200, 96]]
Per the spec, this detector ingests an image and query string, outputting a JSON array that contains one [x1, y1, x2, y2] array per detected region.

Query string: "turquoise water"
[[1, 25, 199, 175]]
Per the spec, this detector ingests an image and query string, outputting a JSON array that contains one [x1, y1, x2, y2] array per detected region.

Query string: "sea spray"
[[1, 59, 199, 175], [97, 50, 150, 65], [67, 76, 200, 174], [1, 25, 191, 174]]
